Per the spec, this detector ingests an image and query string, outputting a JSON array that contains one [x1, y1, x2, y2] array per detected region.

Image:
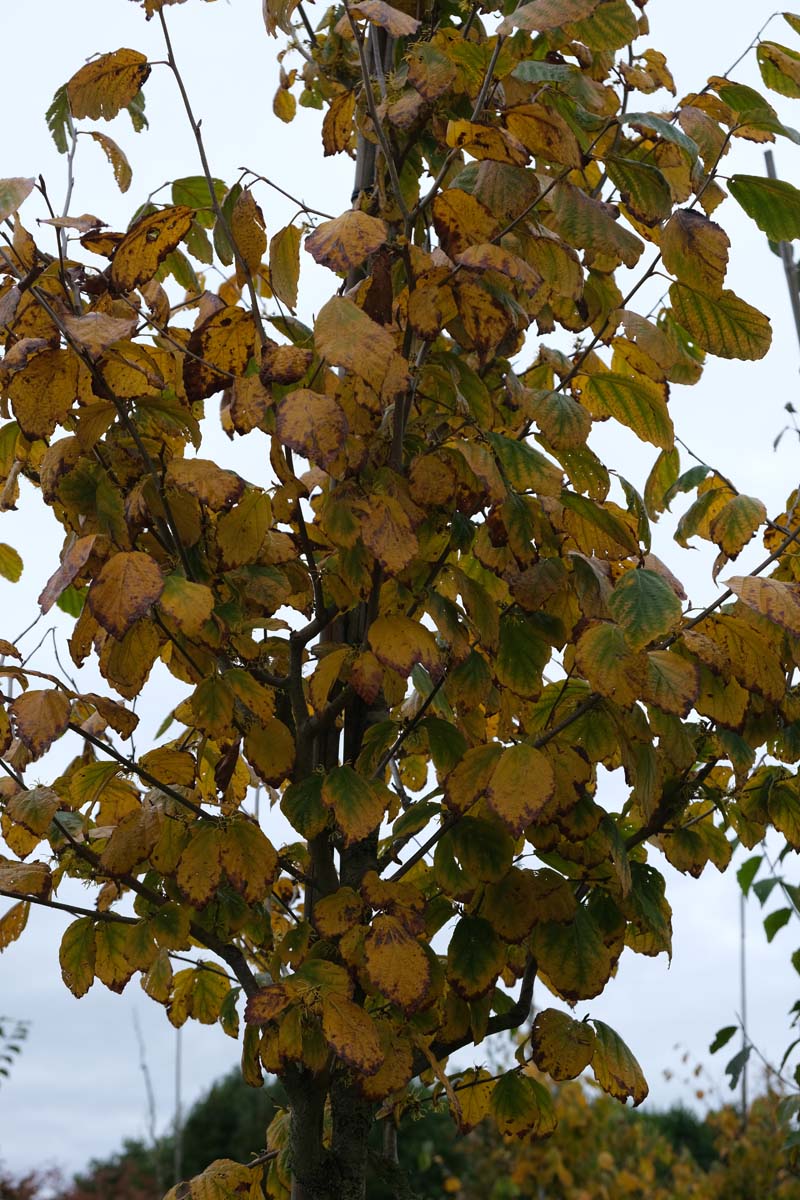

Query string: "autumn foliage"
[[5, 0, 800, 1195]]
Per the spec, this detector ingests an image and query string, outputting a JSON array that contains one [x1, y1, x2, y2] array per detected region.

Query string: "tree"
[[4, 0, 800, 1196]]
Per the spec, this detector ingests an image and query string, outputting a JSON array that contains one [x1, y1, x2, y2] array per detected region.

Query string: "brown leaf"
[[11, 691, 71, 758], [349, 0, 420, 35], [39, 534, 99, 614], [88, 551, 164, 639], [276, 389, 348, 469]]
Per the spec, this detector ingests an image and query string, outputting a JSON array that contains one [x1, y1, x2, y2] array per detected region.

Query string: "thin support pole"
[[765, 149, 800, 354]]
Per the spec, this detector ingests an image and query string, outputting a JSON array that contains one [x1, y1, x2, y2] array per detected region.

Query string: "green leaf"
[[59, 917, 96, 998], [624, 112, 699, 160], [321, 765, 384, 846], [531, 909, 613, 1001], [485, 432, 562, 496], [725, 1045, 751, 1090], [669, 283, 772, 361], [281, 775, 329, 839], [606, 155, 673, 225], [608, 568, 682, 650], [46, 85, 71, 154], [736, 855, 762, 897], [172, 175, 227, 230], [764, 906, 793, 943], [567, 0, 639, 51], [447, 916, 506, 999], [729, 174, 800, 242], [0, 544, 23, 583], [709, 1024, 738, 1054], [490, 1071, 557, 1138]]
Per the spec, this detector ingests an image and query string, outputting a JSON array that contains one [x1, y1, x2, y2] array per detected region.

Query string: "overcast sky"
[[3, 0, 800, 1183]]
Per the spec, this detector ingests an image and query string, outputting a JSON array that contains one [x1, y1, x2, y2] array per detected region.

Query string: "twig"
[[158, 8, 268, 346]]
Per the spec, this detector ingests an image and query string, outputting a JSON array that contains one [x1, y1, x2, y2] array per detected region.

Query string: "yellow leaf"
[[309, 647, 350, 712], [245, 982, 292, 1025], [225, 669, 276, 725], [487, 744, 555, 835], [490, 1071, 557, 1138], [0, 858, 51, 900], [220, 818, 278, 902], [322, 91, 356, 156], [590, 1018, 648, 1105], [431, 189, 497, 256], [99, 617, 160, 700], [575, 621, 648, 707], [110, 205, 193, 292], [100, 806, 162, 875], [0, 900, 29, 952], [726, 575, 800, 636], [5, 787, 61, 836], [8, 348, 90, 440], [306, 211, 387, 274], [313, 886, 365, 938], [669, 283, 772, 360], [661, 210, 729, 296], [359, 1019, 414, 1100], [142, 946, 173, 1003], [273, 83, 297, 123], [88, 551, 164, 639], [360, 495, 419, 575], [506, 103, 583, 168], [456, 243, 541, 291], [190, 674, 236, 741], [276, 389, 348, 469], [709, 494, 766, 558], [163, 1159, 264, 1200], [95, 919, 156, 992], [231, 189, 267, 284], [191, 962, 231, 1023], [368, 615, 440, 676], [549, 181, 644, 270], [454, 1068, 495, 1132], [11, 690, 71, 758], [363, 914, 431, 1011], [313, 297, 397, 391], [158, 573, 215, 637], [87, 131, 132, 193], [216, 491, 272, 568], [67, 48, 150, 121], [269, 223, 302, 310], [531, 1008, 596, 1081], [642, 650, 700, 717], [446, 120, 529, 166], [245, 718, 296, 785], [321, 993, 384, 1075], [177, 823, 224, 905], [59, 917, 96, 998]]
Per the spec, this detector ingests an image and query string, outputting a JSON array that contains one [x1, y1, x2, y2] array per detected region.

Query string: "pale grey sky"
[[2, 0, 800, 1181]]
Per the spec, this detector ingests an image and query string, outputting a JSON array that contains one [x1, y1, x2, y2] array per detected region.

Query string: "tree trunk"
[[286, 1069, 374, 1200]]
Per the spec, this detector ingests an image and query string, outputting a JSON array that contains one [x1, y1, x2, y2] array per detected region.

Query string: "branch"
[[0, 888, 137, 924], [66, 721, 206, 819], [412, 956, 537, 1074]]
